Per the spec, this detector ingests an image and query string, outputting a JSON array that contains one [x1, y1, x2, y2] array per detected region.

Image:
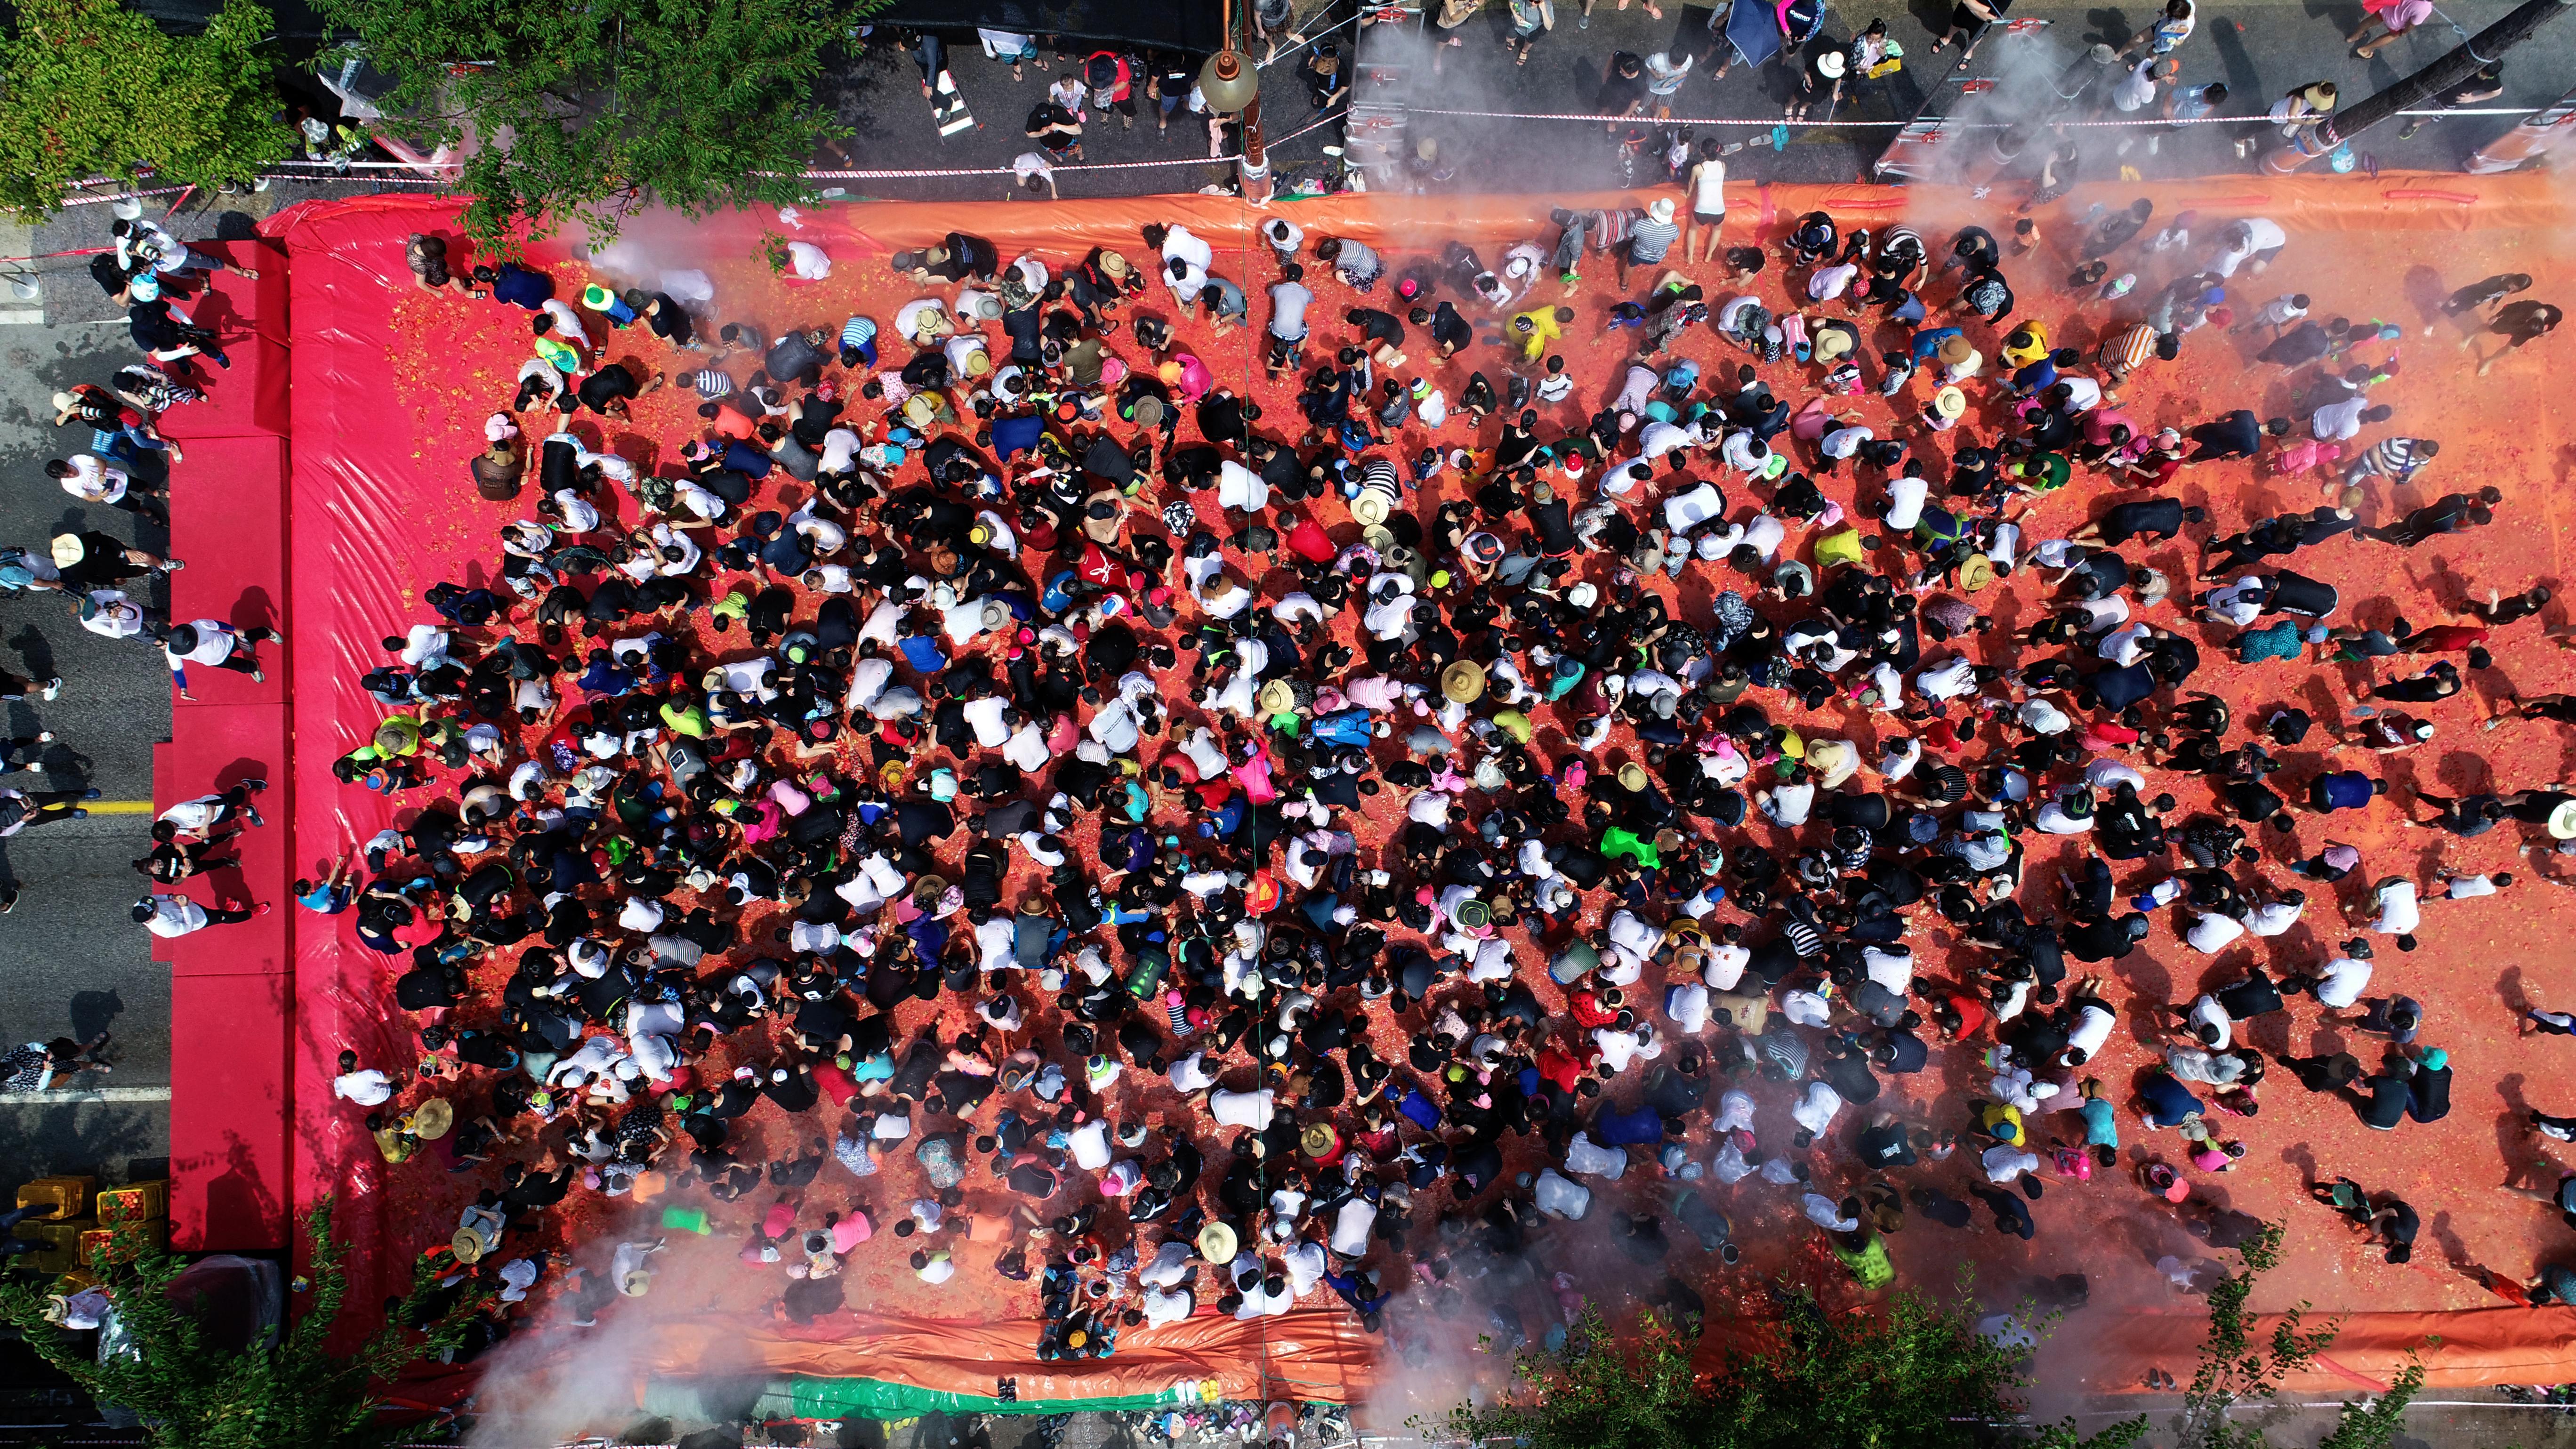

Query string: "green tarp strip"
[[765, 1377, 1204, 1420]]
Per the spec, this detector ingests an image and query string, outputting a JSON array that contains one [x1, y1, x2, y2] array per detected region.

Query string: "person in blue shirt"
[[2308, 769, 2384, 814], [2139, 1069, 2205, 1128], [473, 261, 554, 311], [293, 853, 354, 914]]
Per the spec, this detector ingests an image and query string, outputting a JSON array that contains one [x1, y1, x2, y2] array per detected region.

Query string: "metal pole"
[[1208, 0, 1273, 202], [1242, 88, 1272, 202], [2262, 0, 2573, 171]]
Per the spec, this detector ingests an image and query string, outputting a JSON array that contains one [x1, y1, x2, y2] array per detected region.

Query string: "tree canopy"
[[0, 0, 297, 218], [1439, 1224, 2426, 1449], [311, 0, 878, 250], [0, 1203, 470, 1449], [1441, 1288, 2138, 1449]]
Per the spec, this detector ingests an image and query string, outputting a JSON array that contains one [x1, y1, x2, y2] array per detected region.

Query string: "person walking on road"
[[132, 891, 266, 937]]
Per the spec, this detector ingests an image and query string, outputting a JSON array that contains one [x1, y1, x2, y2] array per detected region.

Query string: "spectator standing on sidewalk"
[[2398, 63, 2504, 141], [2348, 0, 2433, 61], [2123, 0, 2197, 57], [0, 785, 96, 839]]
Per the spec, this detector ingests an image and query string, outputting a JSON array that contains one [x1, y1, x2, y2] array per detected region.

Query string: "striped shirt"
[[1626, 217, 1682, 265], [2352, 436, 2432, 482], [687, 369, 733, 399], [2100, 322, 2159, 374]]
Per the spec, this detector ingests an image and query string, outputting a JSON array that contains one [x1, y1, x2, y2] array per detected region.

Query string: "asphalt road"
[[0, 217, 175, 1206], [826, 0, 2576, 203]]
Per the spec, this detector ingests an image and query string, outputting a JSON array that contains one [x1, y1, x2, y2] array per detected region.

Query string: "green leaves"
[[1439, 1288, 2083, 1449], [0, 0, 298, 217], [2172, 1221, 2424, 1449], [0, 1201, 474, 1449], [314, 0, 885, 251], [1436, 1222, 2424, 1449]]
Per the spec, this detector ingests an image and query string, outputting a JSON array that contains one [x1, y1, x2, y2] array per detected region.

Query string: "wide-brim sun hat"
[[2550, 799, 2576, 839], [1196, 1220, 1238, 1262]]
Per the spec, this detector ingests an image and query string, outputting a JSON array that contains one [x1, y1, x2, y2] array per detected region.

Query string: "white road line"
[[0, 309, 47, 325], [0, 1085, 171, 1105]]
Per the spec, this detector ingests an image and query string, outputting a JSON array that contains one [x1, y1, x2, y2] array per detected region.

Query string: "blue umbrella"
[[1725, 0, 1781, 66]]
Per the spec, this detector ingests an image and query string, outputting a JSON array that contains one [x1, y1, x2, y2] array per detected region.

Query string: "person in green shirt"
[[1602, 825, 1661, 869]]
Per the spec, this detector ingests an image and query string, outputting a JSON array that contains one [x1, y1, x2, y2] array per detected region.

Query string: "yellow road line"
[[85, 800, 156, 816]]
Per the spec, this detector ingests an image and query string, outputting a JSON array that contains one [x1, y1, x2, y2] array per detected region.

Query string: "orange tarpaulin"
[[636, 1307, 1384, 1403], [613, 1303, 2576, 1405], [2074, 1306, 2576, 1395], [804, 172, 2570, 258]]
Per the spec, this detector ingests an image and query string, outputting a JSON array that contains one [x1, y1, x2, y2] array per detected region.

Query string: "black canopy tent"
[[865, 0, 1233, 53]]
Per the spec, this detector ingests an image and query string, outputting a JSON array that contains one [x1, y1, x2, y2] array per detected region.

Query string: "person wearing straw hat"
[[1196, 1219, 1239, 1265], [612, 1239, 665, 1296], [1617, 198, 1682, 290], [1789, 47, 1846, 122], [452, 1199, 504, 1266], [1934, 332, 1984, 383], [1924, 384, 1968, 432]]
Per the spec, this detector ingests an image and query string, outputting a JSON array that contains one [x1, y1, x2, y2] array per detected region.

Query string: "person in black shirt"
[[2352, 1067, 2410, 1130], [894, 232, 1000, 283], [636, 292, 695, 347], [2073, 497, 2202, 547], [1347, 307, 1407, 367], [572, 360, 663, 419], [501, 1160, 576, 1213], [1025, 102, 1085, 161], [2184, 409, 2277, 463], [2364, 488, 2501, 547], [1875, 1027, 1930, 1074], [1857, 1116, 1918, 1167], [126, 298, 228, 367], [1426, 301, 1473, 357]]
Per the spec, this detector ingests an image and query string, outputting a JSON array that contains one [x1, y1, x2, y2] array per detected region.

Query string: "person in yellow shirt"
[[1512, 305, 1575, 365], [2000, 317, 2050, 369]]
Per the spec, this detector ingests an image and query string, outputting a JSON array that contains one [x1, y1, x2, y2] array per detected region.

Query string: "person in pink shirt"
[[2348, 0, 2431, 58], [1162, 351, 1214, 402], [2078, 406, 2138, 465]]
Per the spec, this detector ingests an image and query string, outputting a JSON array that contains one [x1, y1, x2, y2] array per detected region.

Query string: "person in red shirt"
[[1567, 987, 1620, 1031], [1934, 987, 1991, 1041], [1534, 1041, 1585, 1094], [1283, 512, 1336, 565], [2400, 621, 2488, 654]]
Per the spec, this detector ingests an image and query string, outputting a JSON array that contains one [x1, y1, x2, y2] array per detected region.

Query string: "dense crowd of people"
[[27, 174, 2573, 1371]]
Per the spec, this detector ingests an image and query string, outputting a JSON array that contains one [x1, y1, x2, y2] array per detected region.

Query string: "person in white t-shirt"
[[131, 891, 262, 936], [162, 618, 279, 700], [1010, 151, 1060, 199]]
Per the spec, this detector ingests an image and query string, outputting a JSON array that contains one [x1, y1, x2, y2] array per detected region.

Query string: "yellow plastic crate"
[[94, 1181, 166, 1225], [18, 1218, 90, 1274], [15, 1176, 94, 1221]]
